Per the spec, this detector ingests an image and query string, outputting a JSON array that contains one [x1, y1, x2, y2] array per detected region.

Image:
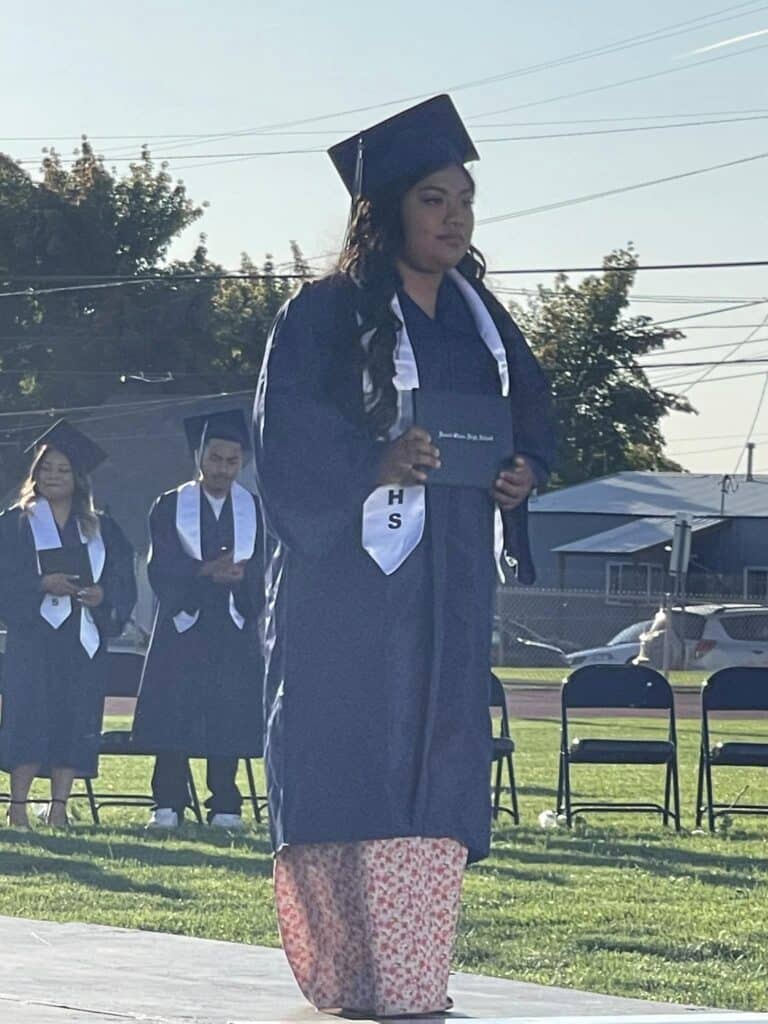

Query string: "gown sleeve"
[[254, 283, 384, 558], [93, 514, 138, 637], [146, 493, 211, 615], [0, 508, 44, 628], [488, 294, 558, 585]]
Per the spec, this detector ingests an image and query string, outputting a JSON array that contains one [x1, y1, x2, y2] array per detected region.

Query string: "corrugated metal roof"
[[532, 471, 768, 517], [553, 516, 725, 555]]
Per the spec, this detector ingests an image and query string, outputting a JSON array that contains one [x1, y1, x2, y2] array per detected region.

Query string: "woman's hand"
[[76, 584, 104, 608], [211, 561, 246, 586], [41, 573, 81, 597], [376, 426, 441, 487], [493, 456, 536, 511]]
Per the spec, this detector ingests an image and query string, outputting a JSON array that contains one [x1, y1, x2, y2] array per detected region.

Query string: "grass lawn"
[[496, 667, 704, 686], [1, 714, 767, 1011]]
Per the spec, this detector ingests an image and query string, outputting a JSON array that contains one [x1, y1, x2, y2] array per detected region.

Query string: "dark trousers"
[[151, 753, 242, 821]]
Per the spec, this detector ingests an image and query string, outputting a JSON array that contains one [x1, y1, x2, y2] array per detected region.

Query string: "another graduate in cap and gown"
[[131, 410, 264, 830], [255, 95, 557, 1015], [0, 420, 137, 828]]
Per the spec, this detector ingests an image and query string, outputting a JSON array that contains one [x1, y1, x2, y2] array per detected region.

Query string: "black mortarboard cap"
[[25, 419, 108, 475], [183, 408, 251, 458], [328, 94, 479, 200]]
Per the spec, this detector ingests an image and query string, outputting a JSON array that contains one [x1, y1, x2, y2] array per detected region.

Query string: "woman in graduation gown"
[[131, 410, 264, 828], [0, 421, 137, 828], [254, 95, 557, 1016]]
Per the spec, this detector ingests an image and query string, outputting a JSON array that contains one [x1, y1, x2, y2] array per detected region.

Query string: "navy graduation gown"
[[0, 506, 136, 777], [131, 488, 265, 759], [255, 273, 556, 863]]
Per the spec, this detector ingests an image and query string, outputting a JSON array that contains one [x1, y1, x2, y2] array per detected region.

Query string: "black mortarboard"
[[328, 94, 479, 200], [25, 419, 108, 475], [183, 408, 251, 459]]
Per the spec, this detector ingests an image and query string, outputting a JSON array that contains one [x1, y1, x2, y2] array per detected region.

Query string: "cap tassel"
[[352, 136, 365, 201]]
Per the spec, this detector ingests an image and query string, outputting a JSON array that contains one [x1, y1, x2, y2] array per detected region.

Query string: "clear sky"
[[2, 0, 767, 476]]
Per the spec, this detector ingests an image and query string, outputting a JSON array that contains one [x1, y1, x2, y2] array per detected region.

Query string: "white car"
[[636, 604, 768, 671], [565, 621, 652, 669]]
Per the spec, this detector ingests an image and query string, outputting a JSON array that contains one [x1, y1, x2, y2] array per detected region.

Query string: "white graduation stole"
[[362, 268, 509, 577], [28, 499, 106, 660], [173, 480, 257, 633]]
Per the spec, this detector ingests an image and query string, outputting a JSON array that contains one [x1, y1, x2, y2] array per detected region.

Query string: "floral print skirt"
[[274, 836, 467, 1016]]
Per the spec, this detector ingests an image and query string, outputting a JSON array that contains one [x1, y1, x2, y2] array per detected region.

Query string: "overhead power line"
[[83, 1, 768, 160], [470, 36, 768, 119], [3, 258, 768, 289], [13, 113, 768, 166], [7, 107, 768, 142], [640, 301, 768, 326], [477, 150, 768, 225]]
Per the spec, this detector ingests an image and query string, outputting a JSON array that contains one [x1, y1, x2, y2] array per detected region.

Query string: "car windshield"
[[609, 621, 651, 645]]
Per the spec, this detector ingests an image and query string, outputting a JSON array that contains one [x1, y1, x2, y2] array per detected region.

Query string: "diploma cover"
[[412, 390, 514, 488], [38, 544, 94, 586]]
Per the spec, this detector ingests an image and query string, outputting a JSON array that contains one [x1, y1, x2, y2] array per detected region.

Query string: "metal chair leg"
[[671, 756, 682, 833], [491, 757, 503, 820], [244, 759, 261, 823], [695, 746, 705, 828], [562, 754, 573, 827], [84, 777, 99, 825], [507, 753, 520, 825], [663, 762, 672, 826], [704, 753, 716, 833]]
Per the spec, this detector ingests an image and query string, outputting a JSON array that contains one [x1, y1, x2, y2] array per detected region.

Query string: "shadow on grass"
[[0, 826, 274, 877], [574, 934, 751, 964], [0, 847, 184, 898], [484, 830, 768, 888]]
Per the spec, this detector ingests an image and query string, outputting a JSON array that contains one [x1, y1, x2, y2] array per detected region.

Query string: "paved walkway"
[[2, 915, 765, 1023]]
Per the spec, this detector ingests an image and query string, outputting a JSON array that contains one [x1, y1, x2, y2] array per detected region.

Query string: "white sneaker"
[[209, 813, 245, 831], [146, 808, 179, 829]]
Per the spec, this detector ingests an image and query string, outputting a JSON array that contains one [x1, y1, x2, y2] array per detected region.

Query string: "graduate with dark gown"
[[131, 409, 264, 830], [254, 95, 557, 1016], [0, 420, 136, 829]]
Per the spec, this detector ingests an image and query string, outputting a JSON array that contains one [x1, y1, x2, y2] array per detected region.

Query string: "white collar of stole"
[[362, 270, 509, 577], [173, 480, 256, 633], [27, 498, 105, 659]]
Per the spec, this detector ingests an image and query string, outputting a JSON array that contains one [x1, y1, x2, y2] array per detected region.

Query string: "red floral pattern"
[[274, 836, 466, 1016]]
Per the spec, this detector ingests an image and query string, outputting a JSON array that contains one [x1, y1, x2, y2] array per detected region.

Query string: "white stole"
[[173, 480, 257, 633], [362, 269, 509, 577], [28, 499, 106, 660]]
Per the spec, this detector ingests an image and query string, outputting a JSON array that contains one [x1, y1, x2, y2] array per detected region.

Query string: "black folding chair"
[[79, 648, 266, 825], [557, 664, 681, 830], [489, 672, 520, 824], [69, 649, 203, 824], [695, 666, 768, 832]]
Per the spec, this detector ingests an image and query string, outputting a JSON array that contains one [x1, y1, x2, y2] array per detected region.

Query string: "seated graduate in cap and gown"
[[254, 95, 557, 1016], [0, 420, 137, 828], [131, 409, 264, 831]]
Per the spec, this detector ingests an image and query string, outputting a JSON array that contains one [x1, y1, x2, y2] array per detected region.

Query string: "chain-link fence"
[[494, 583, 768, 675]]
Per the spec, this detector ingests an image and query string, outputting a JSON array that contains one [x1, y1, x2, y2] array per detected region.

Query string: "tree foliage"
[[511, 247, 695, 486], [0, 141, 308, 486]]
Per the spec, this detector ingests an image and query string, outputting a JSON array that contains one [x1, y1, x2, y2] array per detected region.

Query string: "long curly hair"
[[18, 445, 99, 537], [337, 164, 486, 438]]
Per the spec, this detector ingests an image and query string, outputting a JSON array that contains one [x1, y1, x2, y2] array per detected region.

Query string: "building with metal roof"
[[527, 471, 768, 600]]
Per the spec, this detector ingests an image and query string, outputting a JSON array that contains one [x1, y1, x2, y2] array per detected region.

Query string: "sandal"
[[45, 798, 70, 828]]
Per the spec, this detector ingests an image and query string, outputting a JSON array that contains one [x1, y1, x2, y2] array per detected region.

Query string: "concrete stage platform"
[[1, 916, 765, 1024]]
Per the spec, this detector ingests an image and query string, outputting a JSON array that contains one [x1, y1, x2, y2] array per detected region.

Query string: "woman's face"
[[36, 448, 75, 501], [398, 164, 475, 274]]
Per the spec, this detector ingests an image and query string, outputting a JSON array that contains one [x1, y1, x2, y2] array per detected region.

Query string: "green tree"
[[0, 141, 309, 486], [511, 247, 695, 486]]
